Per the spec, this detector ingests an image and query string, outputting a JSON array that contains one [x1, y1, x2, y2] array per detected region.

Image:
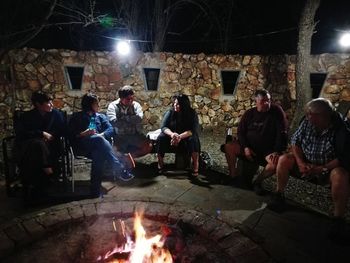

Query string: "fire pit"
[[0, 198, 268, 262]]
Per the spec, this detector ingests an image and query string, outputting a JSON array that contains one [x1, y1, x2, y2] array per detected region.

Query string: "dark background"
[[1, 0, 350, 54]]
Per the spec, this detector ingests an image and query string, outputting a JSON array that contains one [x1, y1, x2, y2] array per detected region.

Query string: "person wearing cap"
[[15, 91, 66, 198]]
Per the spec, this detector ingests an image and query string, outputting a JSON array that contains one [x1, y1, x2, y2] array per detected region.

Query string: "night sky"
[[1, 0, 350, 54]]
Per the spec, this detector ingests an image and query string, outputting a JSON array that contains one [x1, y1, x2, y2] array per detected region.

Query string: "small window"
[[310, 73, 327, 98], [221, 70, 240, 95], [143, 68, 160, 91], [64, 66, 84, 90]]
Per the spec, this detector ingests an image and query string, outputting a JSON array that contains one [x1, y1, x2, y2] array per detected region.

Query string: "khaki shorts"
[[114, 134, 149, 153]]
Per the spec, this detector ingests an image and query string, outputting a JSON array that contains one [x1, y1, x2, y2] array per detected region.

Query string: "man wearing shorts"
[[107, 85, 152, 160], [271, 98, 350, 242]]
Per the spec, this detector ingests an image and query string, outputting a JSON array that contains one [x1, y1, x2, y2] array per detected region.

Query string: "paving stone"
[[210, 223, 234, 242], [22, 219, 46, 239], [67, 205, 84, 220], [143, 202, 171, 219], [201, 217, 221, 235], [36, 209, 72, 227], [223, 235, 258, 257], [81, 203, 97, 217], [96, 201, 122, 216], [4, 223, 30, 246], [120, 201, 136, 217]]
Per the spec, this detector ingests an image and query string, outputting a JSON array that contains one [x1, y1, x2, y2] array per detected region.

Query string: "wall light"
[[339, 32, 350, 48], [116, 40, 131, 55]]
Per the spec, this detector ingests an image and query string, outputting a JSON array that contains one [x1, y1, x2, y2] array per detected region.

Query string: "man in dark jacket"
[[223, 89, 288, 191], [270, 98, 350, 242], [15, 91, 66, 196]]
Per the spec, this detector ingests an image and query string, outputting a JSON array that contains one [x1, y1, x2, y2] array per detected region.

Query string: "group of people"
[[14, 86, 350, 241], [16, 86, 200, 199], [223, 89, 350, 241]]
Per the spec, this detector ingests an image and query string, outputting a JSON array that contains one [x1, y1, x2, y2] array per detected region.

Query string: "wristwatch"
[[321, 166, 329, 175]]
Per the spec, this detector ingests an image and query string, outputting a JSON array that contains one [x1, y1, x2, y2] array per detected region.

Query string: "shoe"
[[191, 170, 199, 177], [119, 169, 135, 182], [124, 153, 136, 169], [267, 192, 286, 213], [253, 181, 267, 196], [158, 167, 165, 175], [328, 217, 350, 245]]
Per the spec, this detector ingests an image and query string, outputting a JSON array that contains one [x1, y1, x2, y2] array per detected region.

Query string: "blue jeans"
[[79, 135, 124, 194]]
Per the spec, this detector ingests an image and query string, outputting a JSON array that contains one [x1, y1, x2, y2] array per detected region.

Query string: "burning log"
[[112, 217, 128, 246]]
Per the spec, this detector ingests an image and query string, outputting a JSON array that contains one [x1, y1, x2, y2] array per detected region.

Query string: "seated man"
[[15, 91, 66, 198], [69, 93, 134, 198], [223, 89, 288, 191], [270, 98, 350, 240], [107, 85, 152, 159]]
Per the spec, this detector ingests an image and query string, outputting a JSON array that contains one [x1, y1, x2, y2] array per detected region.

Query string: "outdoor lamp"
[[339, 32, 350, 48], [116, 40, 131, 55]]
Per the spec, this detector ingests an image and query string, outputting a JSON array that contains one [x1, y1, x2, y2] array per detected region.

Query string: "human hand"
[[170, 133, 181, 146], [244, 147, 256, 161], [43, 131, 54, 141], [297, 161, 313, 177], [266, 152, 280, 166], [80, 128, 96, 137]]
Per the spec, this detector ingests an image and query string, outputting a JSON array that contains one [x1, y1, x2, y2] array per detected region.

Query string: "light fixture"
[[339, 32, 350, 48], [116, 40, 131, 55]]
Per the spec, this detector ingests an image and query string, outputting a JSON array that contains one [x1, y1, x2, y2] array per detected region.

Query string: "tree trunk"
[[290, 0, 321, 133]]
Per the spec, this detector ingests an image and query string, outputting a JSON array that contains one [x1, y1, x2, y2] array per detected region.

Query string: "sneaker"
[[267, 192, 286, 213], [119, 169, 135, 182]]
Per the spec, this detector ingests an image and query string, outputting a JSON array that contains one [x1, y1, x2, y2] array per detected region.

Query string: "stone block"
[[22, 219, 46, 240], [36, 209, 72, 228], [4, 223, 30, 246], [81, 204, 97, 217], [68, 206, 85, 220]]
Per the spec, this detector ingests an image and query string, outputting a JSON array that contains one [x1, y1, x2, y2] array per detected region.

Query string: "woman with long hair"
[[157, 94, 200, 176]]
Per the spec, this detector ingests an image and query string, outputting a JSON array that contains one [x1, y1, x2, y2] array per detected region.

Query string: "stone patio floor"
[[0, 131, 349, 262]]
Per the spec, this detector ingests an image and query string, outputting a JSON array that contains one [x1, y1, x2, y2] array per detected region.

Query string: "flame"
[[101, 212, 173, 263]]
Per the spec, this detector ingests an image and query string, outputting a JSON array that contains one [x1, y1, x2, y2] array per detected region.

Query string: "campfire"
[[99, 211, 174, 262]]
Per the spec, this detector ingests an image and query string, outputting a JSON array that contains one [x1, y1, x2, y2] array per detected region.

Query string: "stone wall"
[[1, 48, 350, 141]]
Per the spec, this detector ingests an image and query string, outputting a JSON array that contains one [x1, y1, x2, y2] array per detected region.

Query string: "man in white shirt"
[[107, 85, 152, 159]]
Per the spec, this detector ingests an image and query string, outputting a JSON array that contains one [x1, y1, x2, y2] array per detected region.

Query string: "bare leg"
[[330, 168, 349, 217], [275, 153, 295, 192], [224, 141, 241, 178], [157, 154, 164, 170], [191, 152, 199, 174]]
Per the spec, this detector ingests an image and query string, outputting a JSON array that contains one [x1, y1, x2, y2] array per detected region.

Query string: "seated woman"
[[68, 93, 134, 197], [157, 94, 200, 176]]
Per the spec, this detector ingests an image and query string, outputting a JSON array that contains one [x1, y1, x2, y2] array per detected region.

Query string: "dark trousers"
[[18, 138, 59, 190], [156, 132, 200, 157]]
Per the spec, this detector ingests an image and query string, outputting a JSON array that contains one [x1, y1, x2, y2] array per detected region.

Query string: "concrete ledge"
[[263, 176, 350, 220]]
